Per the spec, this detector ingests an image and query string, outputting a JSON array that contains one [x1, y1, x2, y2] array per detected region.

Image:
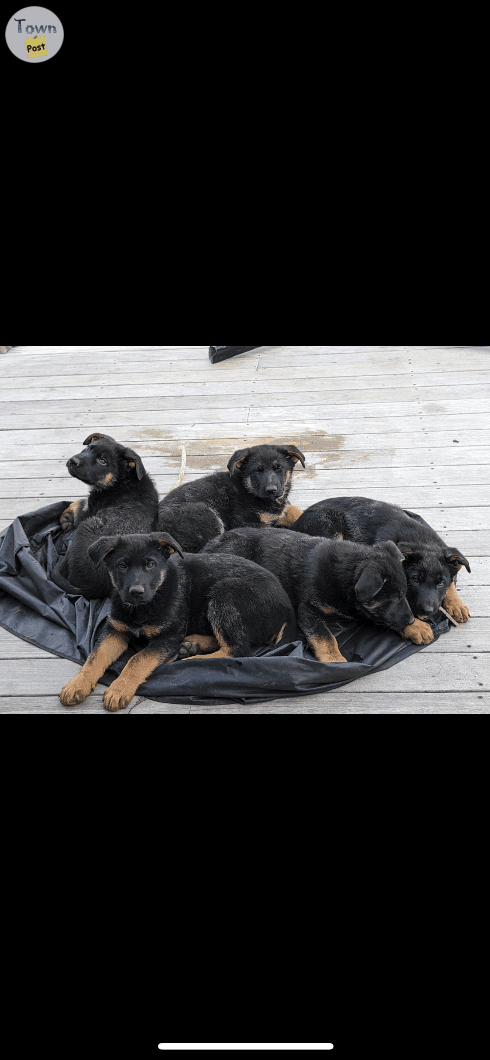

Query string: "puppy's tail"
[[170, 446, 187, 491]]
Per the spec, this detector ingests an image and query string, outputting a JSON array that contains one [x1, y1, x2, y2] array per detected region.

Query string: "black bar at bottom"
[[209, 346, 260, 363]]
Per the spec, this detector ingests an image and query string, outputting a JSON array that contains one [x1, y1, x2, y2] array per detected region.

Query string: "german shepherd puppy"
[[156, 444, 305, 551], [55, 433, 159, 598], [291, 497, 470, 637], [59, 532, 297, 711], [203, 526, 418, 661]]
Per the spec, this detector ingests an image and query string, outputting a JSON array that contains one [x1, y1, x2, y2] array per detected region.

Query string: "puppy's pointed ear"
[[227, 448, 251, 475], [149, 532, 185, 559], [375, 540, 406, 562], [396, 541, 424, 563], [355, 565, 385, 603], [278, 445, 306, 468], [444, 548, 471, 573], [121, 447, 146, 481], [83, 432, 116, 445], [88, 536, 119, 565]]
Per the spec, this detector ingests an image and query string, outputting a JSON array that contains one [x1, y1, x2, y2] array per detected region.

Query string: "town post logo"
[[5, 6, 64, 62]]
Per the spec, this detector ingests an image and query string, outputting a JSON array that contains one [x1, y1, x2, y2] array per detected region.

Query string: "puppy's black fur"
[[203, 526, 417, 661], [55, 433, 159, 599], [291, 497, 471, 626], [59, 532, 297, 711], [156, 444, 305, 550], [155, 501, 225, 554]]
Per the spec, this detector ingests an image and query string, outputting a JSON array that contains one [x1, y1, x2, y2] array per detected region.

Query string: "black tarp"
[[209, 346, 260, 363], [0, 501, 451, 707]]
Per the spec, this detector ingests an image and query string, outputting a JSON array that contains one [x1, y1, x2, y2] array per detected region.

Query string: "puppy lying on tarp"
[[59, 532, 297, 712], [156, 443, 306, 551], [54, 433, 159, 599], [290, 497, 471, 639], [202, 526, 419, 662]]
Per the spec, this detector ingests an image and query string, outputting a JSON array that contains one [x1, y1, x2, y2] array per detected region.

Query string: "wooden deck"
[[0, 345, 488, 713]]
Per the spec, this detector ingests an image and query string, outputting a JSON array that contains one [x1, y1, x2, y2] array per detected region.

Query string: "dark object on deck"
[[209, 346, 260, 363], [0, 501, 451, 707]]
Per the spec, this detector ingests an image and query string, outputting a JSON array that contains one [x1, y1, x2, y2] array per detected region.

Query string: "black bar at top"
[[209, 346, 260, 363]]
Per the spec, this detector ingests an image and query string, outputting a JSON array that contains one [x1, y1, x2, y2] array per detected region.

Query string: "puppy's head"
[[397, 541, 471, 618], [227, 444, 305, 503], [88, 532, 184, 606], [65, 433, 146, 489], [354, 540, 414, 629]]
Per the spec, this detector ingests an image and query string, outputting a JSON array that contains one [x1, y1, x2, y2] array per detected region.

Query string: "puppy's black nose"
[[266, 485, 278, 494], [67, 457, 80, 468], [129, 585, 145, 598]]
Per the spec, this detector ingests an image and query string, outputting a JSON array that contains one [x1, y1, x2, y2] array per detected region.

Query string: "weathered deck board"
[[3, 366, 490, 392], [2, 383, 489, 408], [2, 458, 490, 486], [1, 482, 484, 510], [0, 653, 487, 702], [2, 461, 490, 497], [1, 345, 488, 714]]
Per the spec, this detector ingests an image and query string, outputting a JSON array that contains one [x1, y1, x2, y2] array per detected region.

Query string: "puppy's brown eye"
[[118, 561, 128, 571], [146, 559, 156, 569]]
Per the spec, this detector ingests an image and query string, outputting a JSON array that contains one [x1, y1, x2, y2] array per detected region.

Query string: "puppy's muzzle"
[[128, 584, 146, 600]]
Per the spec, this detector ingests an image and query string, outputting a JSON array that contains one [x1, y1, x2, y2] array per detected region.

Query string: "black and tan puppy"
[[56, 433, 159, 598], [59, 531, 297, 711], [291, 497, 471, 637], [156, 444, 306, 551], [203, 526, 418, 661]]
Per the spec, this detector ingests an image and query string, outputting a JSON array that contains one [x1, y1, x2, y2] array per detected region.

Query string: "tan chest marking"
[[142, 625, 163, 638], [258, 511, 276, 525]]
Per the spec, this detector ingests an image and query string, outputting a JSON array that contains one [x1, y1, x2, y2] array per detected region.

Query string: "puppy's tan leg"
[[183, 645, 234, 661], [60, 499, 84, 531], [443, 580, 470, 623], [179, 634, 219, 659], [103, 645, 171, 711], [309, 634, 347, 663], [400, 618, 434, 645], [181, 628, 233, 661], [60, 629, 129, 706], [276, 504, 304, 527]]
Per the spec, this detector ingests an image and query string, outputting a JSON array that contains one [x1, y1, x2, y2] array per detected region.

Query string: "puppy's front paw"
[[103, 683, 133, 712], [178, 640, 198, 659], [60, 676, 92, 706], [444, 597, 470, 623], [401, 618, 434, 645], [177, 634, 219, 658], [60, 507, 75, 532]]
